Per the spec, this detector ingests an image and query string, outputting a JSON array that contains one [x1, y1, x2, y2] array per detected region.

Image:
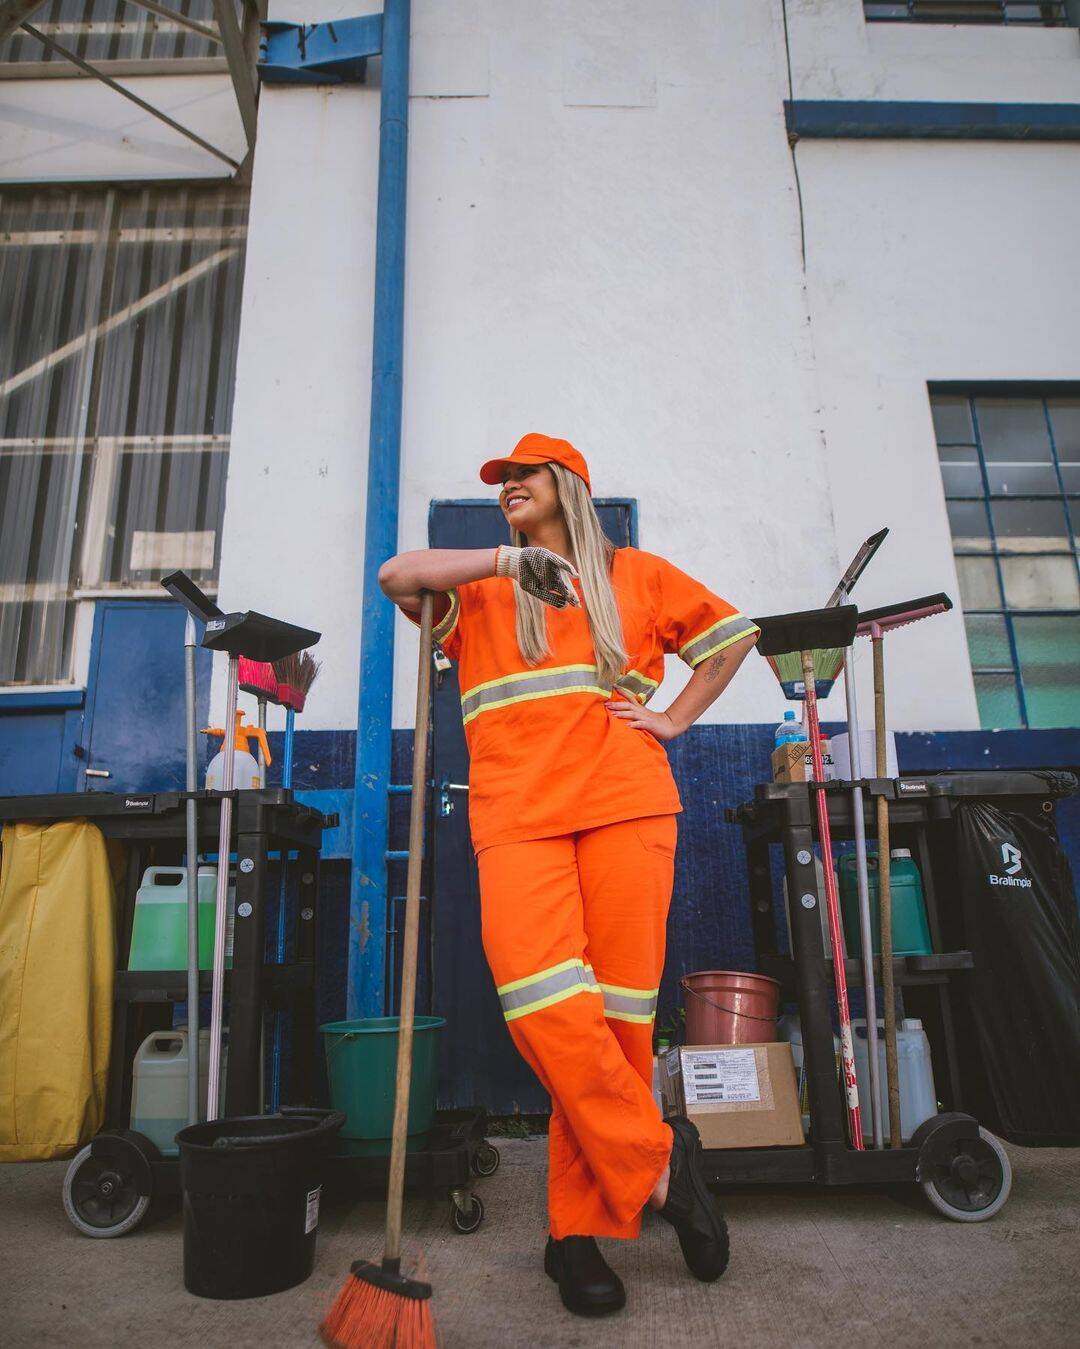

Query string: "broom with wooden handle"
[[857, 593, 953, 1149], [321, 589, 437, 1349]]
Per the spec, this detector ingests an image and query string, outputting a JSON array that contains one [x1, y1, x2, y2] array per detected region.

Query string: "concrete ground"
[[2, 1138, 1079, 1347]]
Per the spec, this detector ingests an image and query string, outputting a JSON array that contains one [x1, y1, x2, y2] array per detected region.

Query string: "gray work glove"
[[495, 545, 580, 608]]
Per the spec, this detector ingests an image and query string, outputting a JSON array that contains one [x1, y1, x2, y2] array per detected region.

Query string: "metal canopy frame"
[[0, 0, 263, 177]]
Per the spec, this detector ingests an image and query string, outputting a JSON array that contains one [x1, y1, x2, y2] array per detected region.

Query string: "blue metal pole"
[[348, 0, 411, 1018]]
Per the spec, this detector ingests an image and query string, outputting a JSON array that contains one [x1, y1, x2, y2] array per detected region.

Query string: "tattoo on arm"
[[703, 653, 727, 684]]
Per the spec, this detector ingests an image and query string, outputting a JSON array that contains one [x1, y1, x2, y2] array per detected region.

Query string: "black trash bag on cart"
[[955, 797, 1080, 1147]]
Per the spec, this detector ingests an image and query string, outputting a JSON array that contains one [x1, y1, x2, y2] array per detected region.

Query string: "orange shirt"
[[400, 547, 758, 853]]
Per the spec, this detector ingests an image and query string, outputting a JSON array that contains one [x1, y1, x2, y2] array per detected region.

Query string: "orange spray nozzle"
[[202, 710, 273, 765]]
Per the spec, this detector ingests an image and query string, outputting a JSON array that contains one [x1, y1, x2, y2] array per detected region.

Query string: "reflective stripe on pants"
[[477, 814, 677, 1240]]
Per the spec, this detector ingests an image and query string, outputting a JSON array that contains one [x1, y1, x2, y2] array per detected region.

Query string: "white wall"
[[787, 0, 1080, 104], [796, 138, 1080, 729], [219, 0, 838, 733], [783, 3, 1080, 728], [10, 2, 1074, 734]]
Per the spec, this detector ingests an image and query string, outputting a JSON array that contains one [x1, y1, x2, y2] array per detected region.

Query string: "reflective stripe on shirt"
[[679, 613, 760, 667], [461, 664, 656, 724]]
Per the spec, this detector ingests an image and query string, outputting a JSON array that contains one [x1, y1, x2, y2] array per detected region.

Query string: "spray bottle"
[[203, 711, 272, 791]]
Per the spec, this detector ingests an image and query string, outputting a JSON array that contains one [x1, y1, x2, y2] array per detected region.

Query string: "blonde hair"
[[510, 461, 628, 689]]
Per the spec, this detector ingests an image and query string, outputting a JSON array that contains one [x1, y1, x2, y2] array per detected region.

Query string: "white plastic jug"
[[852, 1017, 937, 1143], [129, 1027, 226, 1156]]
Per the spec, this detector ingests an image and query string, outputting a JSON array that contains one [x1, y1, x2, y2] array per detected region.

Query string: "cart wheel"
[[921, 1127, 1012, 1223], [63, 1143, 152, 1238], [449, 1193, 485, 1234], [471, 1142, 501, 1178]]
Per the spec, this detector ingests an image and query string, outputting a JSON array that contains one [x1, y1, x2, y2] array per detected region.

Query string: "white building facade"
[[2, 1, 1078, 1022]]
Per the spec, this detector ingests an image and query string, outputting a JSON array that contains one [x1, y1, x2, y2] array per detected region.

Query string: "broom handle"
[[384, 590, 434, 1269], [801, 650, 863, 1150], [873, 632, 903, 1147]]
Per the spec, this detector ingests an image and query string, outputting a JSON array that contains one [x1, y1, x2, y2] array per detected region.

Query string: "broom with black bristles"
[[320, 590, 437, 1349]]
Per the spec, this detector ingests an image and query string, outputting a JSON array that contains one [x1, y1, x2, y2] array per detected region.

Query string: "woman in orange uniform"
[[379, 433, 759, 1317]]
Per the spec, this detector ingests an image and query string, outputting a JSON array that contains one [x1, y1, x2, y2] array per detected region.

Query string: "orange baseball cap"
[[479, 433, 592, 495]]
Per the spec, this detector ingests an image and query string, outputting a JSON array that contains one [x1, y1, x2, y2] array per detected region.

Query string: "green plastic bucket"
[[319, 1017, 445, 1155]]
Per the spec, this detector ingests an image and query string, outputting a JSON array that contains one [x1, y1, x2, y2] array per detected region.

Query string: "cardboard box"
[[659, 1042, 805, 1149], [771, 740, 833, 784]]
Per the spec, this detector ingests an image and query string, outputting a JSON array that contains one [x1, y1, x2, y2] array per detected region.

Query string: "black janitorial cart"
[[711, 605, 1078, 1219]]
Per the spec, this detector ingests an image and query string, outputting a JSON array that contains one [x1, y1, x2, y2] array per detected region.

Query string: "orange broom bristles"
[[320, 1268, 436, 1349]]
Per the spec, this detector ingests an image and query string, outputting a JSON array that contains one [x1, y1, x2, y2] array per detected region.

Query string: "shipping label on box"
[[663, 1043, 805, 1149], [683, 1047, 762, 1106]]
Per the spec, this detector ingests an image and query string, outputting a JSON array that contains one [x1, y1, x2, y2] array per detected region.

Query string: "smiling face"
[[498, 463, 562, 539]]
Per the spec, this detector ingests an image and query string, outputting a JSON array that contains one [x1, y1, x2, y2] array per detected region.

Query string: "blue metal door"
[[79, 600, 211, 792], [429, 500, 636, 1112]]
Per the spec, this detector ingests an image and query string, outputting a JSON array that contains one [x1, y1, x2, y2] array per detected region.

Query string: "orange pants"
[[477, 814, 677, 1240]]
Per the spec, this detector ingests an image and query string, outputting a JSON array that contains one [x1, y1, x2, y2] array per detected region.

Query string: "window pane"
[[1050, 400, 1080, 493], [965, 614, 1012, 669], [1001, 555, 1080, 610], [973, 673, 1023, 731], [976, 398, 1058, 495], [938, 445, 983, 496], [1049, 399, 1080, 458], [991, 497, 1069, 551], [931, 396, 974, 445], [0, 186, 247, 685], [947, 499, 992, 551], [1013, 616, 1080, 728], [956, 556, 1002, 610]]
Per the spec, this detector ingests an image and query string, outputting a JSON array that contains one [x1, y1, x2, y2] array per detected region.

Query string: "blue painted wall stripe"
[[0, 689, 84, 710], [785, 100, 1080, 142]]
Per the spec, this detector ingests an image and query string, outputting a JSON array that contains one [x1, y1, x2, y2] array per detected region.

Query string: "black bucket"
[[177, 1106, 345, 1300]]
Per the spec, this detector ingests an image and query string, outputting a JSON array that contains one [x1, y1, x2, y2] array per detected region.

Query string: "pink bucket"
[[681, 970, 781, 1046]]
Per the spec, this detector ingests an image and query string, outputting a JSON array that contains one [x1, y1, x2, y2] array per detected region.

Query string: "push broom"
[[824, 528, 889, 1149], [756, 605, 864, 1150], [321, 590, 436, 1349], [856, 594, 952, 1148]]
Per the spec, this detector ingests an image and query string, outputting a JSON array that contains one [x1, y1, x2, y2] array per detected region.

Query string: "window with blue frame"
[[932, 390, 1080, 729], [865, 2, 1073, 24]]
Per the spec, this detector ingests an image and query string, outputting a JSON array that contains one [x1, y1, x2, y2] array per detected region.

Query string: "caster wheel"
[[921, 1126, 1012, 1223], [471, 1142, 501, 1178], [449, 1193, 485, 1234], [63, 1143, 151, 1238]]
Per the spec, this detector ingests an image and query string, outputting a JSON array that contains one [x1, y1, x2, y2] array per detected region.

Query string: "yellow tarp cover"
[[0, 820, 119, 1161]]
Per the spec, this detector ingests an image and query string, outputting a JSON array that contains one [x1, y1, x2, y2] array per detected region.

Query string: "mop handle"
[[801, 650, 864, 1150], [872, 631, 903, 1147], [842, 648, 884, 1150], [184, 615, 200, 1128], [206, 655, 238, 1121], [383, 590, 434, 1269]]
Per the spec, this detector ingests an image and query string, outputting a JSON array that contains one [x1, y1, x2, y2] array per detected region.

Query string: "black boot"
[[658, 1115, 730, 1282], [544, 1235, 626, 1316]]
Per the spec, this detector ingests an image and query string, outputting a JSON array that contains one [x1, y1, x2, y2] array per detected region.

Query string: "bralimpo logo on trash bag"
[[989, 841, 1032, 888]]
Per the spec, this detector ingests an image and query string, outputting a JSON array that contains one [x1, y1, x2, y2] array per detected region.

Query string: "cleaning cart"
[[0, 787, 328, 1236], [700, 604, 1073, 1221]]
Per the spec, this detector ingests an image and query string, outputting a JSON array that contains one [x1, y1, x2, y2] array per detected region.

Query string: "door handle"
[[85, 768, 111, 778], [438, 780, 469, 816]]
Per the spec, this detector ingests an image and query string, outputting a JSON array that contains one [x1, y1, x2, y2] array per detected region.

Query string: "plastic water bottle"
[[775, 710, 803, 747]]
